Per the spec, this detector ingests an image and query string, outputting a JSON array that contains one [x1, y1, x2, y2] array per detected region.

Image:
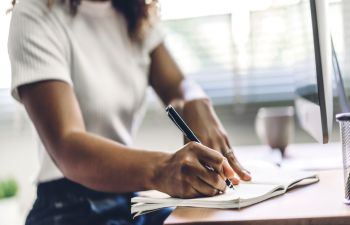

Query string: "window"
[[160, 0, 348, 104]]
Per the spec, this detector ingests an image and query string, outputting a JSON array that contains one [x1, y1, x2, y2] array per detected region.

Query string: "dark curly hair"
[[10, 0, 158, 40]]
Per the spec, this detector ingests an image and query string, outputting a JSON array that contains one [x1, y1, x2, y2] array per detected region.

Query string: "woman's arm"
[[149, 44, 251, 181], [19, 80, 235, 197]]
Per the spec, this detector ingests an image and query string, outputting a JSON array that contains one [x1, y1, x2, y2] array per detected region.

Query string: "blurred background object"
[[0, 178, 18, 199], [0, 0, 349, 223], [255, 106, 294, 156]]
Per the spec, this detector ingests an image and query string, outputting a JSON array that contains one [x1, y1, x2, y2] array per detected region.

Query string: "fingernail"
[[231, 177, 239, 185], [244, 173, 252, 181]]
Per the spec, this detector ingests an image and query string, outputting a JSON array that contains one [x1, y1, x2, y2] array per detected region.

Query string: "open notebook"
[[131, 168, 319, 216]]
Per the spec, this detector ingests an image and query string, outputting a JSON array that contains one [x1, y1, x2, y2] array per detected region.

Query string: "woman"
[[8, 0, 251, 224]]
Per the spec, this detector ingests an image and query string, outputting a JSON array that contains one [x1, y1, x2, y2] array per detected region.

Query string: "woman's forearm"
[[55, 130, 170, 193], [18, 81, 241, 198], [18, 81, 170, 193]]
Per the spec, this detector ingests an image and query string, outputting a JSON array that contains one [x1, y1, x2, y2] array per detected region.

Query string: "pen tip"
[[225, 179, 235, 190]]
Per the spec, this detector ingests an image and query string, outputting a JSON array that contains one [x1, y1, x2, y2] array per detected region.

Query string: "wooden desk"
[[164, 144, 350, 225]]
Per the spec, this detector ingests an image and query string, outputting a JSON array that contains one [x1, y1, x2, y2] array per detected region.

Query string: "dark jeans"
[[25, 179, 172, 225]]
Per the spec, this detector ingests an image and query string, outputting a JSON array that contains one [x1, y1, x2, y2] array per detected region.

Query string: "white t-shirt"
[[8, 0, 164, 183]]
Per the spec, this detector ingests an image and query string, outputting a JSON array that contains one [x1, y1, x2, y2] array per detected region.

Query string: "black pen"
[[165, 105, 235, 190]]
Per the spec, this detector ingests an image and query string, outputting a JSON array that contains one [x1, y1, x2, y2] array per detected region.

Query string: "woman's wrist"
[[145, 151, 171, 191], [168, 98, 211, 118], [184, 98, 212, 108], [183, 98, 213, 117]]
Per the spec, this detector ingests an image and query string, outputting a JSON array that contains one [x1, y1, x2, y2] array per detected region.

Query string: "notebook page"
[[244, 168, 318, 187], [235, 183, 283, 200]]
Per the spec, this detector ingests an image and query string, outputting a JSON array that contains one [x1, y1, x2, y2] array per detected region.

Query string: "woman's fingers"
[[180, 186, 202, 199], [224, 135, 232, 149], [179, 146, 226, 197], [191, 177, 222, 197], [193, 143, 239, 185], [217, 136, 251, 181], [225, 150, 251, 181], [194, 164, 227, 192], [222, 158, 236, 180], [196, 132, 245, 181], [193, 143, 225, 172], [173, 141, 249, 199]]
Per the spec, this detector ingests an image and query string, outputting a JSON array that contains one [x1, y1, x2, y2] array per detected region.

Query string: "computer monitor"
[[295, 0, 333, 144]]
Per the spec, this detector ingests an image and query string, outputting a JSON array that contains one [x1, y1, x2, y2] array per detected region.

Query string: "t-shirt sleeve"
[[143, 19, 166, 53], [8, 6, 71, 102]]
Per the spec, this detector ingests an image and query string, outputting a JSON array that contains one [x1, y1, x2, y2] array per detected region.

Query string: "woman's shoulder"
[[8, 0, 73, 103], [11, 0, 69, 24], [9, 0, 70, 46]]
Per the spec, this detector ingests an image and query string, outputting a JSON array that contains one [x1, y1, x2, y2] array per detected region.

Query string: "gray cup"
[[255, 106, 294, 156], [336, 113, 350, 204]]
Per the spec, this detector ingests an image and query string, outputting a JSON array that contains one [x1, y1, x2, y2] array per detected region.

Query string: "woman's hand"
[[154, 142, 237, 198], [182, 99, 251, 182]]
